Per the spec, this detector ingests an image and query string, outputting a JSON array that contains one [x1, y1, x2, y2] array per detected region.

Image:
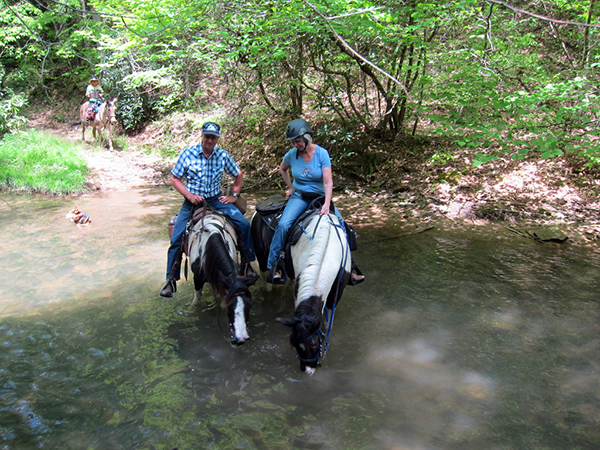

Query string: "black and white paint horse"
[[251, 206, 351, 374], [187, 209, 257, 345]]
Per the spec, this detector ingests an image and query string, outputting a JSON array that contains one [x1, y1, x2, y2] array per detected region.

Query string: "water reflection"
[[0, 187, 599, 449]]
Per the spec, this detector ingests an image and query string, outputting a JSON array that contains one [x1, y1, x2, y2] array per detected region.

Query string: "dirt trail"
[[30, 111, 172, 191]]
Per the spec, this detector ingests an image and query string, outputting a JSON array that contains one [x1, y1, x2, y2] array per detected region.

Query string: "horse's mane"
[[294, 214, 341, 304], [287, 295, 322, 345], [203, 231, 236, 289]]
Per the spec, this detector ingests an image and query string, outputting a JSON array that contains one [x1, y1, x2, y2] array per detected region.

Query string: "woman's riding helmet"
[[285, 118, 312, 141]]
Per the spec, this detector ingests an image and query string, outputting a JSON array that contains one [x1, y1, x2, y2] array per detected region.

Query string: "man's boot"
[[240, 262, 258, 280], [159, 279, 177, 298]]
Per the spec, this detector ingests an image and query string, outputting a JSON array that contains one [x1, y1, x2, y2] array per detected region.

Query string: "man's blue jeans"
[[267, 191, 342, 270], [165, 197, 255, 281]]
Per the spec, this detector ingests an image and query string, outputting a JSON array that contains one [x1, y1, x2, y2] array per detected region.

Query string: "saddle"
[[185, 205, 239, 255], [255, 194, 357, 283]]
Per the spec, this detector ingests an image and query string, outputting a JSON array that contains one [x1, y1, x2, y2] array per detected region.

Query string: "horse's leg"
[[106, 125, 113, 151], [81, 122, 86, 142], [191, 275, 205, 307], [250, 213, 275, 292]]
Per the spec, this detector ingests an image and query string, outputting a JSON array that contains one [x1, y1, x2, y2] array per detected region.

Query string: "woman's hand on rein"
[[318, 205, 330, 216]]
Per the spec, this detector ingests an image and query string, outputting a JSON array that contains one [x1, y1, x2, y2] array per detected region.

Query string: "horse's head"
[[277, 296, 324, 374], [106, 97, 118, 125], [225, 278, 255, 346]]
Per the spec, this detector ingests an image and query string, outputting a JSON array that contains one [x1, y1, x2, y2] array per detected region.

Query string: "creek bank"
[[26, 109, 600, 246]]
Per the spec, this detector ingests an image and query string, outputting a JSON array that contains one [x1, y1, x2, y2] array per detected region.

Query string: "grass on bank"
[[0, 129, 88, 194]]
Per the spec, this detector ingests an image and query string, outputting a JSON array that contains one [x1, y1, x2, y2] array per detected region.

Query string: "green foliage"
[[1, 0, 599, 166], [0, 130, 88, 194], [429, 151, 455, 166], [315, 123, 359, 163], [0, 81, 28, 138]]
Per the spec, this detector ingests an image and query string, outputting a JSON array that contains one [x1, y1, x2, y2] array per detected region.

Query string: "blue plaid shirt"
[[171, 144, 240, 197]]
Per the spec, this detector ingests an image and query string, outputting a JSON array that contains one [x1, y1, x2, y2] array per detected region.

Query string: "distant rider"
[[85, 76, 104, 120]]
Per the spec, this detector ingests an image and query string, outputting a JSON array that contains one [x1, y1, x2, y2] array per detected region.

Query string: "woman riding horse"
[[265, 118, 364, 286]]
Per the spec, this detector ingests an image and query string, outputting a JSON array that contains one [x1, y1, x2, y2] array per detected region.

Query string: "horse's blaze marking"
[[233, 296, 249, 341]]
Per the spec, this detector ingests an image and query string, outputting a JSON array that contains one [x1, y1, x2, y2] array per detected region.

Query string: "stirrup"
[[348, 261, 365, 286], [349, 272, 365, 286], [266, 267, 286, 285], [159, 279, 177, 297], [240, 262, 258, 280]]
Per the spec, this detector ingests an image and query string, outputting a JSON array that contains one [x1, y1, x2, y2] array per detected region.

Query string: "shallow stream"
[[0, 187, 599, 449]]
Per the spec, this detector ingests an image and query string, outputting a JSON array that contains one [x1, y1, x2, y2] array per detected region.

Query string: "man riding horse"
[[159, 121, 257, 298]]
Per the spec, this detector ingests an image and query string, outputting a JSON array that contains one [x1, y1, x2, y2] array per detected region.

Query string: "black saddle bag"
[[344, 221, 358, 251], [255, 194, 287, 216]]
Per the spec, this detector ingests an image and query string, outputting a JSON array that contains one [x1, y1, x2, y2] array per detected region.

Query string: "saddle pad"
[[191, 205, 216, 224], [255, 194, 287, 215]]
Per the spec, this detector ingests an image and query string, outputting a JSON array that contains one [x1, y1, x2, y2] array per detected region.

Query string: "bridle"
[[99, 100, 116, 128], [295, 327, 325, 365]]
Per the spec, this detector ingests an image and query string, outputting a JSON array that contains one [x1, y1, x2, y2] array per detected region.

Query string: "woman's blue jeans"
[[165, 197, 254, 281]]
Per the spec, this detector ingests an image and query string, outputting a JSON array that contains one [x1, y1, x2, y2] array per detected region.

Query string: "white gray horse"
[[79, 98, 118, 150]]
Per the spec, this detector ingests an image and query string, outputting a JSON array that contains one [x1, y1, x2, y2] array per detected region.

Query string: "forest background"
[[1, 0, 599, 238]]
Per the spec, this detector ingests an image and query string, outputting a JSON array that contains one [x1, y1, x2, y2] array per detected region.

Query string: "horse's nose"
[[231, 336, 249, 346]]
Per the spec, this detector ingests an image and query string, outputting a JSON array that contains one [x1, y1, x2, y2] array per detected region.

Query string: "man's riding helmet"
[[285, 118, 312, 141], [90, 76, 99, 83]]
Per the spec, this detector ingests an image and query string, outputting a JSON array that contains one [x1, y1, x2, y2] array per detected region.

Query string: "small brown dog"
[[66, 206, 91, 225]]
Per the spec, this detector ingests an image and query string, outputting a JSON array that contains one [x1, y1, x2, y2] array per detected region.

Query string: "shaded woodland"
[[1, 0, 599, 203]]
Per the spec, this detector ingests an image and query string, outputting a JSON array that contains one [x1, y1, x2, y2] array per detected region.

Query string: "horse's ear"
[[276, 316, 297, 327], [112, 97, 118, 103], [241, 275, 258, 287]]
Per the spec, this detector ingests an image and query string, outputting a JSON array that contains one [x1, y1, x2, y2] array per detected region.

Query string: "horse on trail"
[[79, 98, 118, 150], [251, 200, 351, 374], [187, 208, 257, 345]]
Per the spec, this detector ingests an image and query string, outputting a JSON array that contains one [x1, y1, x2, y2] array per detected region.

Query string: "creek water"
[[0, 186, 599, 450]]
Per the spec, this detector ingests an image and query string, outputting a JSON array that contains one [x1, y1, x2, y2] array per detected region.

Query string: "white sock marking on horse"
[[233, 296, 249, 341]]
